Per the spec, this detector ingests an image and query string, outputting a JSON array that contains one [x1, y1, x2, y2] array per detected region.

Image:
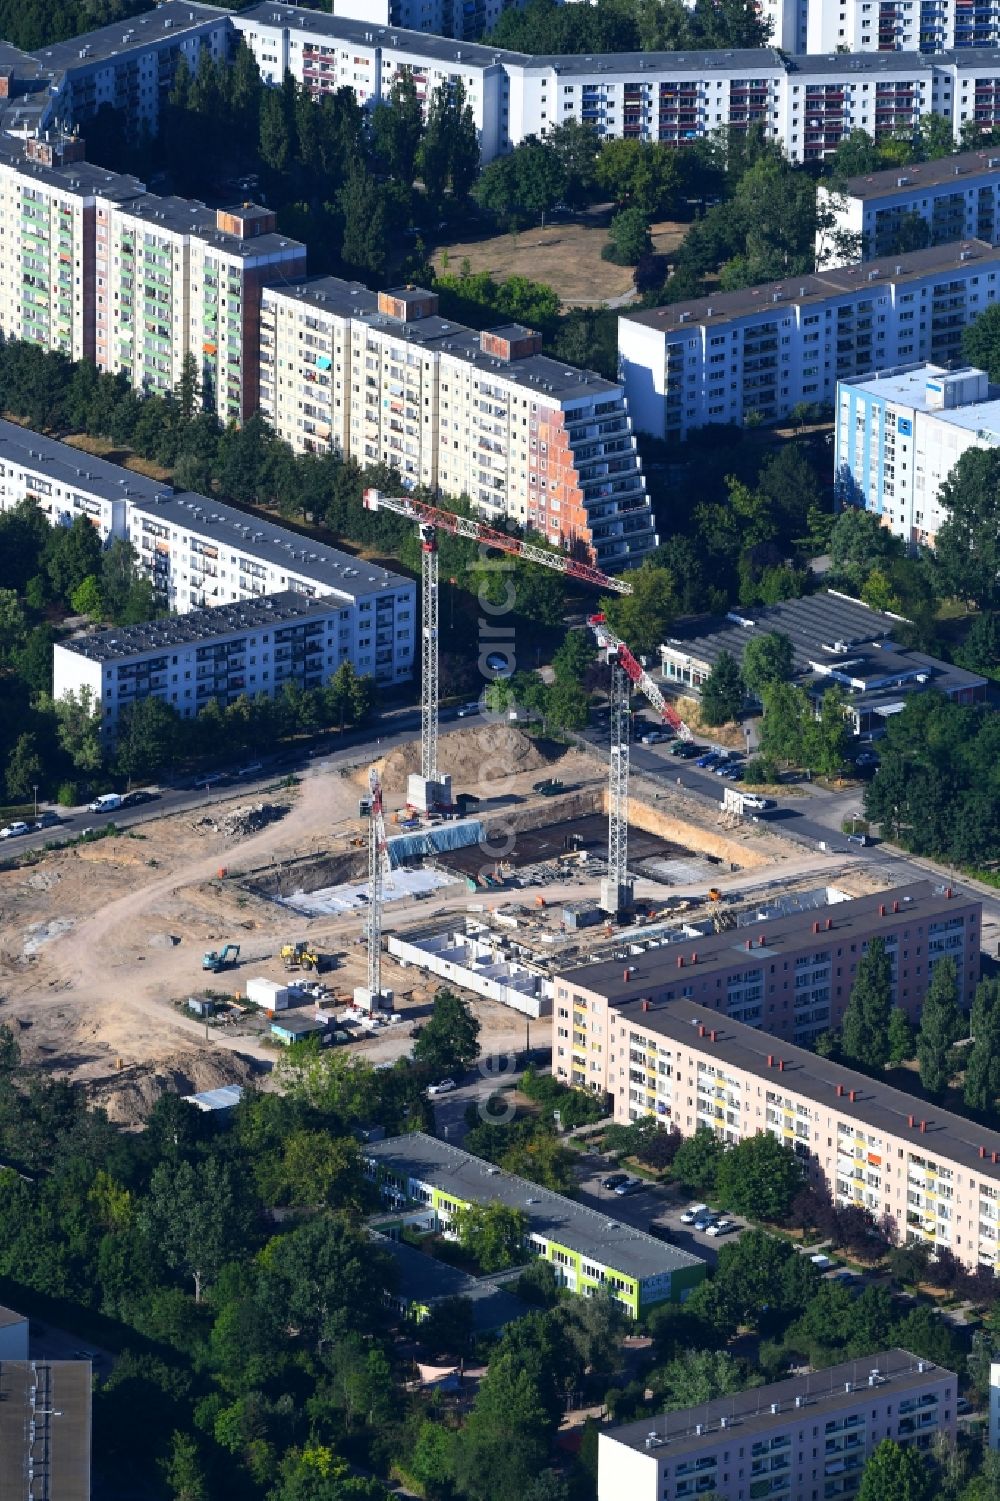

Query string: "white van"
[[88, 793, 123, 814]]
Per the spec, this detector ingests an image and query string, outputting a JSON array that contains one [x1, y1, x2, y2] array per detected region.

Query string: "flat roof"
[[182, 1084, 244, 1111], [32, 1, 229, 71], [0, 416, 165, 507], [0, 1305, 25, 1330], [836, 148, 1000, 202], [843, 363, 1000, 440], [622, 239, 1000, 335], [659, 590, 986, 699], [235, 3, 532, 67], [619, 995, 1000, 1182], [269, 274, 619, 400], [560, 880, 970, 1002], [57, 592, 342, 662], [0, 135, 146, 205], [605, 1350, 953, 1459], [131, 492, 413, 600], [114, 191, 304, 258], [659, 589, 898, 674], [0, 1360, 91, 1501], [366, 1132, 705, 1284], [265, 275, 378, 320], [372, 1232, 527, 1329]]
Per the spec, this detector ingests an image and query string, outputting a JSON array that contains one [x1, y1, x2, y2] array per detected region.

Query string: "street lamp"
[[32, 784, 37, 820]]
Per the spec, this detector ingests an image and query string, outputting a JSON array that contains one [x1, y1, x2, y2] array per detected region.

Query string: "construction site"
[[0, 489, 922, 1120]]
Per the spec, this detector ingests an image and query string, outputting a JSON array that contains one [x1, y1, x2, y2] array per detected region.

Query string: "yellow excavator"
[[281, 940, 321, 972]]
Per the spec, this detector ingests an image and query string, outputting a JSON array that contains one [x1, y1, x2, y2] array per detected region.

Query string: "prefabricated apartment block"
[[234, 6, 1000, 166], [816, 149, 1000, 269], [259, 278, 655, 570], [619, 239, 1000, 441], [598, 1349, 957, 1501], [52, 592, 388, 738], [835, 361, 1000, 546], [770, 0, 1000, 53], [0, 132, 306, 424], [364, 1132, 705, 1317], [568, 993, 1000, 1272], [554, 881, 980, 1061]]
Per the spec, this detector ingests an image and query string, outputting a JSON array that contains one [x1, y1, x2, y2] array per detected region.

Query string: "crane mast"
[[588, 614, 693, 917], [356, 765, 394, 1013]]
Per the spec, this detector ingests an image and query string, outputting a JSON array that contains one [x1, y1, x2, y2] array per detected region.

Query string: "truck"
[[88, 793, 123, 814]]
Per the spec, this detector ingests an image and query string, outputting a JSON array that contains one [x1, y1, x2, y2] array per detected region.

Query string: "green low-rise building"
[[364, 1132, 705, 1319]]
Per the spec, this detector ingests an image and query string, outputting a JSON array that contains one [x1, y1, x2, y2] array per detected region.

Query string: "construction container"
[[247, 976, 290, 1012]]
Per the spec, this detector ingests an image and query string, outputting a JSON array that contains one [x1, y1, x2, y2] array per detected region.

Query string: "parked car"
[[613, 1176, 650, 1197], [0, 821, 29, 839], [602, 1172, 629, 1191], [456, 701, 480, 717], [705, 1217, 736, 1237], [810, 1253, 835, 1270], [693, 1212, 716, 1232], [122, 789, 157, 807], [680, 1202, 709, 1224], [695, 752, 717, 768], [855, 750, 880, 768], [846, 832, 868, 846], [741, 793, 771, 811], [34, 811, 62, 828], [426, 1079, 457, 1097]]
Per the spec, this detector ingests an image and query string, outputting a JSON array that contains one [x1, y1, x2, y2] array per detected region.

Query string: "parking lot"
[[572, 1160, 750, 1267]]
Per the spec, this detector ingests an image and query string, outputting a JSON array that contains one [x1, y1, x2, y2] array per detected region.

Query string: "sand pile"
[[87, 1049, 258, 1126], [375, 725, 560, 794]]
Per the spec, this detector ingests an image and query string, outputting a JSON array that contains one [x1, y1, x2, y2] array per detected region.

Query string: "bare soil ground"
[[433, 209, 688, 308], [0, 727, 845, 1120]]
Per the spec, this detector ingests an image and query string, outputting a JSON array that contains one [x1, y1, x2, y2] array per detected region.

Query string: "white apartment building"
[[836, 362, 1000, 545], [771, 0, 1000, 54], [53, 591, 371, 737], [125, 491, 415, 684], [599, 1351, 957, 1501], [260, 278, 656, 569], [817, 149, 1000, 270], [618, 239, 1000, 442], [32, 2, 232, 136], [232, 5, 1000, 165], [0, 415, 163, 542]]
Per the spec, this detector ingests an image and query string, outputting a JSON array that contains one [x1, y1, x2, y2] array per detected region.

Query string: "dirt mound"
[[374, 726, 563, 795], [677, 697, 746, 749], [86, 1048, 258, 1126], [195, 802, 289, 838]]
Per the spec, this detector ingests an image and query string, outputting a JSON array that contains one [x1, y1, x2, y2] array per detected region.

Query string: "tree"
[[829, 507, 899, 593], [53, 686, 103, 772], [699, 650, 743, 726], [857, 1439, 935, 1501], [552, 629, 595, 686], [372, 70, 423, 181], [887, 1008, 914, 1065], [800, 685, 850, 777], [716, 1132, 804, 1222], [935, 446, 1000, 611], [160, 1430, 208, 1501], [115, 697, 179, 783], [965, 978, 1000, 1114], [453, 1351, 553, 1501], [741, 632, 794, 699], [5, 733, 42, 803], [339, 164, 387, 279], [262, 1215, 391, 1354], [758, 680, 807, 767], [651, 1348, 753, 1410], [672, 1127, 724, 1193], [412, 989, 480, 1076], [0, 588, 27, 667], [601, 563, 677, 657], [451, 1202, 527, 1272], [259, 84, 291, 173], [916, 957, 963, 1096], [141, 1158, 249, 1303], [841, 938, 894, 1070], [963, 300, 1000, 383], [956, 612, 1000, 676], [605, 205, 652, 265]]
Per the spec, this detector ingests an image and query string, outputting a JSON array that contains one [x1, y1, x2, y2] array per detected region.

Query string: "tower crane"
[[587, 614, 693, 917], [363, 487, 630, 813], [360, 489, 688, 924], [356, 764, 394, 1013]]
